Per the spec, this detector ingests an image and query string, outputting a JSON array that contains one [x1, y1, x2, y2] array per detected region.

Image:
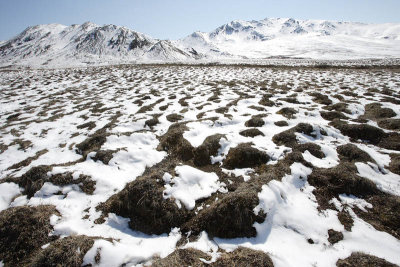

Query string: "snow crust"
[[163, 165, 226, 210], [0, 183, 20, 211]]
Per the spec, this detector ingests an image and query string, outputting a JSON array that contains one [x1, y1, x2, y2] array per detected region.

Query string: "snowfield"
[[0, 64, 400, 266]]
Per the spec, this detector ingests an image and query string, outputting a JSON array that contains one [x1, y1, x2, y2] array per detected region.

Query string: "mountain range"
[[1, 18, 400, 67]]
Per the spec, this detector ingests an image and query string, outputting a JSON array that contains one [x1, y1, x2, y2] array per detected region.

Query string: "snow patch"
[[163, 165, 226, 210]]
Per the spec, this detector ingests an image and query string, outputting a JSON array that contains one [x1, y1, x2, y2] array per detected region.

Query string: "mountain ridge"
[[1, 18, 400, 67]]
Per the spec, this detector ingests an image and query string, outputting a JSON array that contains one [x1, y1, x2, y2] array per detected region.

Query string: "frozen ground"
[[0, 64, 400, 266]]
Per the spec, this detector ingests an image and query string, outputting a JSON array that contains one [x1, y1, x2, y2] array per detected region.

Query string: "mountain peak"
[[80, 21, 97, 30], [0, 22, 198, 66], [178, 17, 400, 61]]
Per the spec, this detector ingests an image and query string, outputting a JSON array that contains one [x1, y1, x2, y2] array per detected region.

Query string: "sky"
[[0, 0, 400, 41]]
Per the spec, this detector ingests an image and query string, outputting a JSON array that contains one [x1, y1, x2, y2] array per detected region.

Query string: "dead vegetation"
[[223, 143, 270, 169], [152, 248, 210, 267], [145, 117, 159, 128], [76, 132, 107, 157], [77, 121, 96, 130], [0, 205, 59, 266], [182, 186, 266, 238], [336, 144, 375, 163], [245, 115, 265, 127], [272, 123, 315, 148], [310, 92, 332, 105], [320, 111, 348, 121], [98, 158, 192, 235], [7, 149, 48, 170], [327, 229, 343, 244], [361, 103, 396, 121], [6, 165, 95, 198], [166, 113, 184, 122], [274, 120, 288, 127], [353, 195, 400, 240], [152, 247, 274, 267], [258, 95, 275, 107], [336, 252, 398, 267], [308, 162, 380, 210], [157, 123, 194, 161], [389, 153, 400, 175], [29, 235, 95, 267], [212, 247, 274, 267], [92, 149, 117, 165], [323, 102, 351, 114], [330, 119, 400, 151], [239, 128, 265, 137], [377, 118, 400, 130], [276, 107, 297, 119], [193, 134, 225, 166]]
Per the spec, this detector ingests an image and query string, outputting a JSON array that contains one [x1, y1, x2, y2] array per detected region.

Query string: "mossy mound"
[[0, 205, 59, 266], [239, 128, 265, 138], [276, 107, 297, 119], [182, 187, 265, 238], [166, 113, 184, 122], [92, 149, 117, 165], [378, 132, 400, 151], [320, 111, 348, 121], [336, 144, 375, 163], [274, 120, 288, 127], [272, 123, 315, 148], [98, 160, 192, 235], [16, 166, 95, 198], [245, 116, 265, 127], [76, 132, 107, 157], [77, 121, 96, 130], [213, 247, 274, 267], [18, 165, 52, 198], [152, 247, 274, 267], [336, 252, 398, 267], [158, 123, 194, 161], [330, 120, 385, 145], [223, 143, 270, 169], [354, 194, 400, 240], [327, 229, 343, 244], [297, 143, 325, 159], [152, 248, 210, 267], [310, 92, 332, 105], [307, 162, 380, 210], [145, 117, 159, 128], [29, 235, 95, 267], [193, 134, 225, 167], [323, 102, 351, 114], [378, 119, 400, 131], [362, 103, 396, 121], [331, 119, 400, 151], [259, 95, 275, 107], [388, 153, 400, 175]]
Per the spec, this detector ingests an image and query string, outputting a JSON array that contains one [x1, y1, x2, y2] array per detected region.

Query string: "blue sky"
[[1, 0, 399, 41]]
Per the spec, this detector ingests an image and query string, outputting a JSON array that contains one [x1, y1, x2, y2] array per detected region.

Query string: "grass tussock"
[[0, 205, 59, 266]]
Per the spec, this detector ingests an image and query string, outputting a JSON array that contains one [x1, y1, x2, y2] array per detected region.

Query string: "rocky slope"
[[0, 22, 196, 67]]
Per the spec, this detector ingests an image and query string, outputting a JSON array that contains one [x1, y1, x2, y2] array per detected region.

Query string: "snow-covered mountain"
[[177, 18, 400, 60], [0, 22, 197, 67], [1, 18, 400, 67]]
